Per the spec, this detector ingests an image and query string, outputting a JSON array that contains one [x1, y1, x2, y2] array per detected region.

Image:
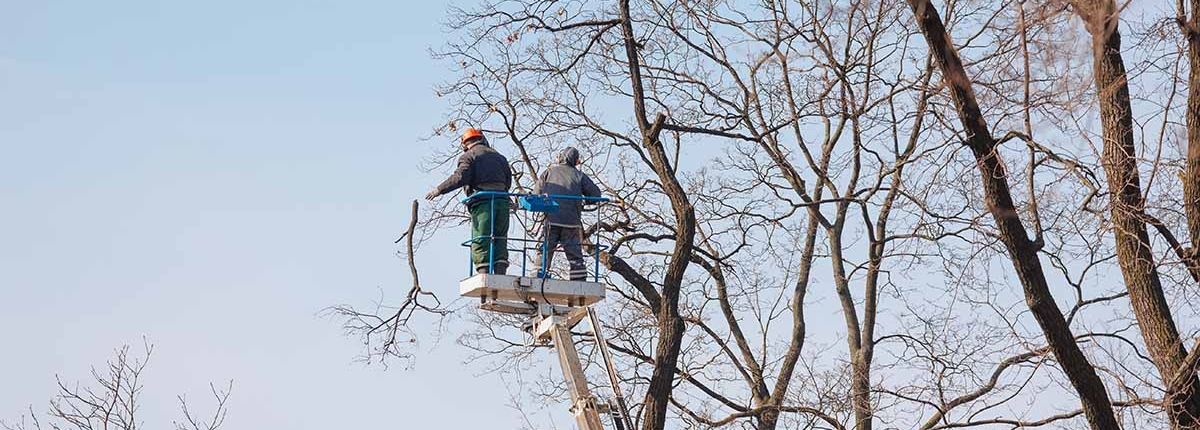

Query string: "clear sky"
[[0, 1, 551, 428], [5, 1, 1161, 428]]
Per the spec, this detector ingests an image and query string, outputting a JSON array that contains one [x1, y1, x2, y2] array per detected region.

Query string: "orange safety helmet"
[[460, 128, 485, 146]]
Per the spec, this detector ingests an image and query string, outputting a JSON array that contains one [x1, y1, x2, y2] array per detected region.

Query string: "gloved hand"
[[424, 189, 440, 201]]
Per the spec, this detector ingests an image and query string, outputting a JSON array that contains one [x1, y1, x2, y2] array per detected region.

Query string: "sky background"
[[0, 1, 564, 428], [2, 1, 1159, 428]]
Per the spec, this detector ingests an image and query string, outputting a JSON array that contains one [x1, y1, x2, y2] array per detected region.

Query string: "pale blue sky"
[[3, 1, 1163, 429], [0, 1, 546, 428]]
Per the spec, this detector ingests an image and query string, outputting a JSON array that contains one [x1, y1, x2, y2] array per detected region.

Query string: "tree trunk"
[[616, 2, 697, 429], [642, 310, 686, 430], [851, 353, 872, 430], [1071, 1, 1200, 427], [905, 1, 1122, 429], [756, 215, 818, 430], [829, 227, 874, 430], [1185, 0, 1200, 269]]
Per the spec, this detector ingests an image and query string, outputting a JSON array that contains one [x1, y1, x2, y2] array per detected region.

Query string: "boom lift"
[[456, 192, 633, 430]]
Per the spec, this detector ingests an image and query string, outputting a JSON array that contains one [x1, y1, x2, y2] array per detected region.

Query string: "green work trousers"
[[469, 197, 510, 274]]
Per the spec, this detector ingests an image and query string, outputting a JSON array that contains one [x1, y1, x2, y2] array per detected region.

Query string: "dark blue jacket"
[[432, 144, 512, 203]]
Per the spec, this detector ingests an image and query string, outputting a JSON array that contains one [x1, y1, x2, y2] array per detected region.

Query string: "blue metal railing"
[[459, 191, 610, 282]]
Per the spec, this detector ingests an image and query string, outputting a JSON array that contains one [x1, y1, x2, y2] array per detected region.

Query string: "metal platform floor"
[[459, 273, 605, 308]]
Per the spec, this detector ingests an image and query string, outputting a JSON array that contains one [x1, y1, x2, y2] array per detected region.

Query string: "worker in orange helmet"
[[425, 128, 513, 275]]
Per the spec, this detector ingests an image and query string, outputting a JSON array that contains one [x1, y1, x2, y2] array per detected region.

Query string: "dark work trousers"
[[534, 225, 587, 281]]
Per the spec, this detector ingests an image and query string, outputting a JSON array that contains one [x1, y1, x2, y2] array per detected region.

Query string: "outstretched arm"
[[581, 173, 601, 198], [426, 154, 472, 200]]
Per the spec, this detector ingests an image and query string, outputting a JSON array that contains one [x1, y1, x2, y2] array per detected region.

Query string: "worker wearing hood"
[[533, 146, 601, 281]]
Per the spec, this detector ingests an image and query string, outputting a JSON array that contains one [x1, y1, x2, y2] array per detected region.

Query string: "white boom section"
[[587, 308, 635, 430], [462, 274, 628, 430], [534, 310, 606, 430]]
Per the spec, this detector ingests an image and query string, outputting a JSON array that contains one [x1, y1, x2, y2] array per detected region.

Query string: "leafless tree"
[[334, 1, 1200, 429], [2, 342, 231, 430], [325, 200, 455, 368], [906, 1, 1123, 428], [1183, 0, 1200, 270], [1061, 0, 1200, 427]]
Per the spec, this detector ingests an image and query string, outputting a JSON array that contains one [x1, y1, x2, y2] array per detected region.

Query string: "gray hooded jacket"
[[534, 147, 601, 227]]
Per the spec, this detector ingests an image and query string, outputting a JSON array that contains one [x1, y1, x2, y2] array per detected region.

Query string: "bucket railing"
[[459, 191, 610, 282]]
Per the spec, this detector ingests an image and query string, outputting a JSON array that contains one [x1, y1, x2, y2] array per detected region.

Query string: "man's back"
[[538, 153, 600, 227], [425, 129, 514, 275], [437, 144, 512, 199]]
